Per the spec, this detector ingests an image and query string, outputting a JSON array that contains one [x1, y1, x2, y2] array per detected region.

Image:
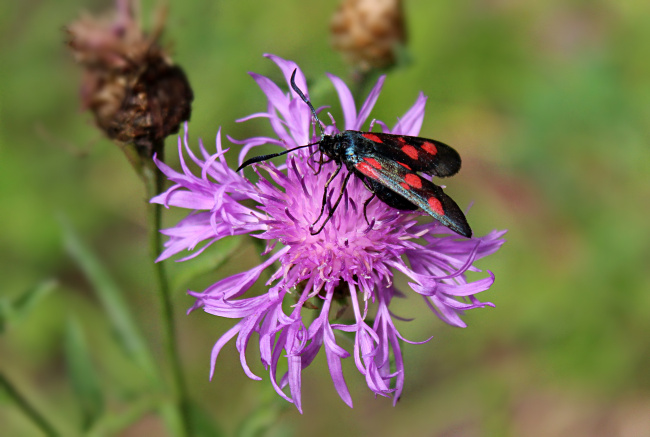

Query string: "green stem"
[[0, 372, 61, 437], [142, 143, 192, 437]]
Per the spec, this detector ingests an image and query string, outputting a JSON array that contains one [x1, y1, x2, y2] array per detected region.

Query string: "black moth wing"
[[350, 131, 462, 177], [365, 178, 419, 211], [353, 156, 472, 237]]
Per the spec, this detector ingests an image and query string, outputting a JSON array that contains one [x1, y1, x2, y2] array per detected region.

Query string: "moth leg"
[[362, 193, 376, 226], [307, 149, 321, 173], [313, 152, 334, 176], [358, 177, 378, 225], [314, 163, 343, 225], [361, 176, 375, 192], [311, 170, 353, 235]]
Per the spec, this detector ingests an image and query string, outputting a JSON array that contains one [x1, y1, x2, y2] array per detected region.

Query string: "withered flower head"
[[331, 0, 406, 71], [66, 0, 193, 158]]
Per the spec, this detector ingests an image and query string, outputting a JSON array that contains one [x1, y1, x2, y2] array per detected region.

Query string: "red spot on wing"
[[362, 133, 383, 143], [428, 197, 445, 216], [401, 145, 418, 160], [404, 173, 422, 189], [356, 162, 378, 177], [400, 182, 410, 190], [421, 141, 438, 156], [364, 157, 382, 169], [398, 162, 412, 170]]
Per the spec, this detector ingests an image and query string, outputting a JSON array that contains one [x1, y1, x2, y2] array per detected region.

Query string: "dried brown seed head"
[[331, 0, 406, 71], [66, 0, 192, 157]]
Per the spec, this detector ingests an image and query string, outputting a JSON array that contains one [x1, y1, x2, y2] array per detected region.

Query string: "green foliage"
[[64, 317, 104, 430], [0, 280, 56, 334], [61, 217, 159, 384]]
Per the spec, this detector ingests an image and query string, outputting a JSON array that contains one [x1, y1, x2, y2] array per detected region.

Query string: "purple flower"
[[152, 54, 506, 412]]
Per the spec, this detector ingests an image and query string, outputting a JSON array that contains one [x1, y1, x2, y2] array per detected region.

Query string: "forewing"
[[352, 131, 462, 177], [354, 156, 472, 237]]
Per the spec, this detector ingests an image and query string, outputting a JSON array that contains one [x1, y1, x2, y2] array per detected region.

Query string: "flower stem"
[[0, 372, 61, 437], [142, 143, 192, 437]]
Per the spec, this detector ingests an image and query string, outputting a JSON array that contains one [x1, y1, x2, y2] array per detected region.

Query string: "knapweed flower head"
[[152, 54, 505, 412]]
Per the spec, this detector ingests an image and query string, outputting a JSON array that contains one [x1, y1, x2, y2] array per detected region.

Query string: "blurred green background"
[[1, 0, 649, 436]]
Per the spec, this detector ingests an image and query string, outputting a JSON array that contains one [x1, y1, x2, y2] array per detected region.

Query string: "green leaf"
[[64, 317, 104, 430], [0, 279, 56, 334], [60, 217, 159, 384], [0, 372, 62, 437]]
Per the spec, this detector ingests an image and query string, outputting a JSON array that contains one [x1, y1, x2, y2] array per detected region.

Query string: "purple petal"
[[209, 323, 245, 380], [356, 75, 386, 130], [392, 92, 427, 136], [327, 73, 357, 130]]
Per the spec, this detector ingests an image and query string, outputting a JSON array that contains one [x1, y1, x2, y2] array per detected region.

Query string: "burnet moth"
[[237, 69, 472, 238]]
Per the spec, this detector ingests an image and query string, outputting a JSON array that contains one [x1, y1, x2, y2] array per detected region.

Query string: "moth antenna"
[[237, 143, 314, 172], [290, 69, 324, 139]]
